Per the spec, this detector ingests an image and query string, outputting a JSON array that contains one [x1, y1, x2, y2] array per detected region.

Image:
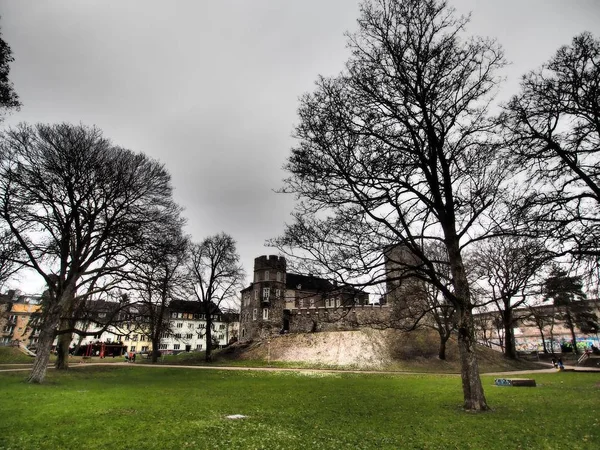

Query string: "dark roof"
[[169, 299, 221, 315], [286, 273, 335, 292]]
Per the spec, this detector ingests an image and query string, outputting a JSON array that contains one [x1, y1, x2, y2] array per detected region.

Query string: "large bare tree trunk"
[[151, 337, 160, 363], [28, 283, 77, 383], [55, 331, 71, 370], [27, 309, 60, 383], [448, 240, 489, 411], [54, 291, 76, 369], [456, 306, 488, 411]]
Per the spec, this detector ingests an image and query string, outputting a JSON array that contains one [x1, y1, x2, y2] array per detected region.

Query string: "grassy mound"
[[0, 346, 35, 364], [208, 329, 545, 373]]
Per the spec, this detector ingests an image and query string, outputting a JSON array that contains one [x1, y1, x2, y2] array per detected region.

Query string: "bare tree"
[[544, 266, 588, 355], [0, 123, 176, 383], [471, 236, 551, 359], [271, 0, 509, 411], [0, 21, 21, 120], [128, 212, 189, 363], [188, 233, 244, 362], [503, 32, 600, 277], [524, 305, 556, 354], [0, 228, 21, 288]]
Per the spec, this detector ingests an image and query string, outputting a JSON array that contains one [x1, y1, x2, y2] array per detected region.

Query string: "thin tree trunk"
[[438, 333, 448, 360], [539, 329, 548, 353], [565, 311, 579, 355], [503, 310, 516, 359], [550, 318, 556, 353], [205, 307, 213, 362]]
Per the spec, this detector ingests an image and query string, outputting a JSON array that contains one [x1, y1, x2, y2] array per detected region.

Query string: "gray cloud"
[[1, 0, 598, 292]]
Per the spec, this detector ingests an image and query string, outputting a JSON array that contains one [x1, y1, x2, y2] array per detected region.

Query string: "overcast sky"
[[1, 0, 599, 294]]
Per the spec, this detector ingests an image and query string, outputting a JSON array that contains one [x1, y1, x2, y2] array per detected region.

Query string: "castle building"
[[238, 255, 370, 341]]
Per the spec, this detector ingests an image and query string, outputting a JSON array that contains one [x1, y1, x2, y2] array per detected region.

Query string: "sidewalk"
[[2, 361, 598, 374]]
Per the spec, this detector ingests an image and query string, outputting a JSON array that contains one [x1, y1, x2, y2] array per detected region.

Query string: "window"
[[175, 333, 182, 339], [159, 344, 168, 350], [198, 324, 205, 329], [177, 322, 183, 328], [178, 312, 183, 319], [254, 290, 258, 301], [186, 334, 193, 339], [252, 309, 257, 321], [132, 334, 138, 341], [171, 312, 178, 318], [130, 346, 137, 352], [254, 272, 259, 282], [196, 344, 203, 350], [309, 298, 315, 308], [265, 270, 269, 281], [262, 308, 269, 320], [141, 346, 148, 352], [276, 289, 281, 298], [173, 344, 180, 350], [188, 323, 194, 329], [335, 297, 341, 307], [263, 288, 270, 301], [277, 271, 282, 282], [219, 324, 225, 330], [299, 298, 304, 308], [241, 328, 246, 338], [218, 334, 225, 340]]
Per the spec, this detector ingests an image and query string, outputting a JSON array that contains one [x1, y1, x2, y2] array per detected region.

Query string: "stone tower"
[[239, 255, 287, 341]]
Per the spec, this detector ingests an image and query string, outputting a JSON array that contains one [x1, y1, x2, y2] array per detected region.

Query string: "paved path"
[[2, 361, 598, 375]]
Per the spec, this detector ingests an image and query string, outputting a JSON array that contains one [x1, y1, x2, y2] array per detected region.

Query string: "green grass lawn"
[[0, 366, 598, 449]]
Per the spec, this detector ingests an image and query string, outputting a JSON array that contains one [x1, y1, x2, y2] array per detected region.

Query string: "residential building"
[[0, 290, 42, 348]]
